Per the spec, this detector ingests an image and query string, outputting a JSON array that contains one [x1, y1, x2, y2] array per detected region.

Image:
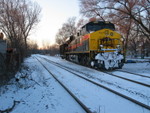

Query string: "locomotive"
[[60, 20, 124, 70]]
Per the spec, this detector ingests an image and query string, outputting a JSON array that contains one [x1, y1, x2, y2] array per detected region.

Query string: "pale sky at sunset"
[[31, 0, 80, 48]]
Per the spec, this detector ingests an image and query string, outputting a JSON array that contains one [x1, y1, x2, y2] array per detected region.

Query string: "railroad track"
[[34, 56, 92, 113], [103, 70, 150, 88], [115, 69, 150, 78], [40, 56, 150, 88], [38, 56, 150, 111]]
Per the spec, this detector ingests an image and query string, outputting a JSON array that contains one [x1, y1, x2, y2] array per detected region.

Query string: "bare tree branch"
[[0, 0, 41, 60]]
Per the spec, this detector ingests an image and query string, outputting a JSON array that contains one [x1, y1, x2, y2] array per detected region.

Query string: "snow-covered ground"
[[122, 62, 150, 77], [0, 54, 150, 113]]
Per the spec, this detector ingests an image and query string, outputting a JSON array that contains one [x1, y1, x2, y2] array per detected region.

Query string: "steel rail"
[[115, 69, 150, 79], [103, 71, 150, 87], [41, 56, 150, 87], [34, 57, 93, 113], [40, 56, 150, 110]]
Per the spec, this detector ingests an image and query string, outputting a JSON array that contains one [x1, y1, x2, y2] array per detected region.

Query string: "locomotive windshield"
[[86, 21, 115, 32]]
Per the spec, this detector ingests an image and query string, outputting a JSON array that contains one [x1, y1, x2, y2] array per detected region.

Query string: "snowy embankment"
[[0, 56, 85, 113], [0, 54, 150, 113]]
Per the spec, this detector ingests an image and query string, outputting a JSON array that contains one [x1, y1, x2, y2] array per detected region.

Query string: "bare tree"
[[42, 40, 51, 50], [55, 31, 66, 45], [28, 40, 39, 54], [55, 17, 77, 45], [128, 23, 141, 58], [79, 0, 150, 41], [0, 0, 41, 60], [76, 18, 88, 30], [79, 0, 106, 21], [18, 0, 41, 53], [49, 44, 59, 56]]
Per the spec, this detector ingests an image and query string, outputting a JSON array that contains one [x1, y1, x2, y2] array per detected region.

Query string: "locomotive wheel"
[[85, 56, 90, 67], [81, 57, 85, 65], [66, 55, 69, 60], [80, 55, 89, 66], [78, 55, 82, 64], [118, 60, 124, 69], [83, 56, 88, 66]]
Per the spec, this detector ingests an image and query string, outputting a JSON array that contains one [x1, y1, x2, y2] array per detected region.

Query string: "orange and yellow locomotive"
[[60, 20, 124, 70]]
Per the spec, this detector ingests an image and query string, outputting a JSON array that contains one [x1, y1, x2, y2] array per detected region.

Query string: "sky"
[[31, 0, 80, 48]]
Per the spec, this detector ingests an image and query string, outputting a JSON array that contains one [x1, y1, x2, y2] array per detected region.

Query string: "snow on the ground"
[[38, 56, 150, 113], [123, 62, 150, 77], [0, 54, 150, 113], [0, 56, 85, 113], [41, 55, 150, 107]]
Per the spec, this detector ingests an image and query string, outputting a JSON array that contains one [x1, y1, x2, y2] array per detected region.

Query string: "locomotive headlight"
[[117, 45, 120, 48], [100, 45, 103, 48]]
